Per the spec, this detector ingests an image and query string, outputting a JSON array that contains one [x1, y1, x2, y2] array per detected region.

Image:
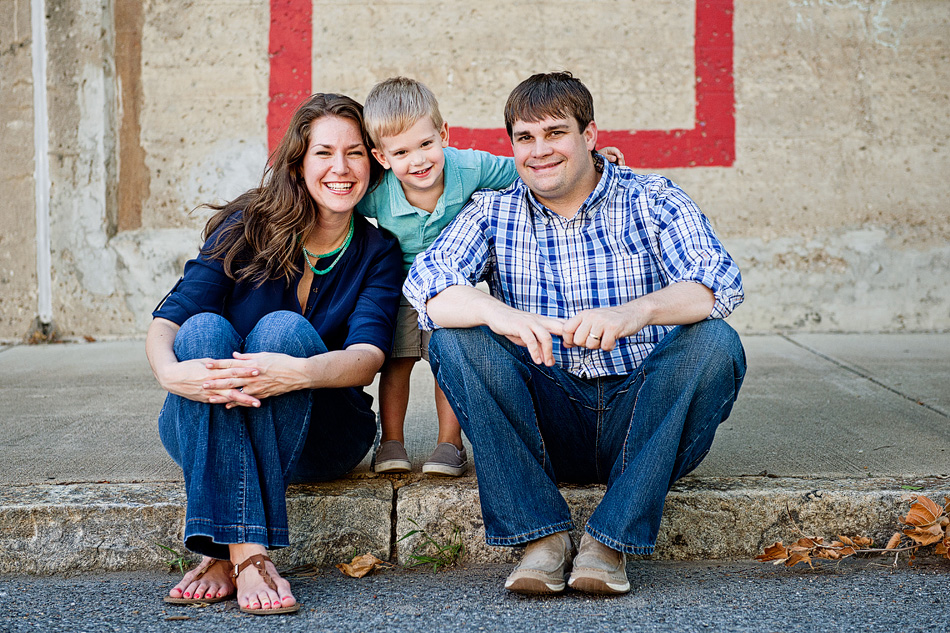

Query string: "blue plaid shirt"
[[404, 158, 744, 378]]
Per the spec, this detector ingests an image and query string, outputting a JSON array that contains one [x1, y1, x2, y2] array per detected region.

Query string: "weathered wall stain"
[[1, 0, 947, 338]]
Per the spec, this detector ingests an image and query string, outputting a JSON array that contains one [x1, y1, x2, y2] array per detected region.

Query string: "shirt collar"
[[384, 149, 462, 218], [583, 153, 613, 216], [440, 149, 465, 207], [385, 171, 418, 217]]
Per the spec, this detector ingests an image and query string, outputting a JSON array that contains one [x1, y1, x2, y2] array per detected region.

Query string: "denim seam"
[[533, 406, 547, 473], [485, 520, 576, 546], [238, 414, 248, 544], [281, 392, 314, 481], [185, 518, 288, 536], [594, 378, 605, 481], [620, 371, 647, 474], [431, 349, 477, 461], [585, 524, 655, 556], [676, 394, 734, 475], [509, 347, 548, 473], [184, 519, 289, 550]]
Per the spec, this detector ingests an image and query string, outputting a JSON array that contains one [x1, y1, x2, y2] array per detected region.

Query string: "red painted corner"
[[269, 0, 734, 168]]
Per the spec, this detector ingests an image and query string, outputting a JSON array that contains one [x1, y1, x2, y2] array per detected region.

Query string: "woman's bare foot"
[[167, 556, 235, 601], [230, 543, 296, 613]]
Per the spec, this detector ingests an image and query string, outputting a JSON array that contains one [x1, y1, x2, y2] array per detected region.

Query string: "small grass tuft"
[[397, 518, 466, 572], [157, 543, 191, 575]]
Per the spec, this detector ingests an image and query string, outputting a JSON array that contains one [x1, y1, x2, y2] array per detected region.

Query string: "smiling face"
[[371, 117, 449, 198], [301, 115, 371, 218], [510, 115, 599, 217]]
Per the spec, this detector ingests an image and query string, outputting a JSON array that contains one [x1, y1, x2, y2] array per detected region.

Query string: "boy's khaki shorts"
[[392, 296, 431, 361]]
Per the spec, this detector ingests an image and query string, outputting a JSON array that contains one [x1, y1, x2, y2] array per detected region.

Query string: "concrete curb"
[[2, 477, 946, 574], [395, 476, 950, 564]]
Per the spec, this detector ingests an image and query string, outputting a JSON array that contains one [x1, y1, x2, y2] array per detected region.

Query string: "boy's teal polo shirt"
[[358, 146, 518, 271]]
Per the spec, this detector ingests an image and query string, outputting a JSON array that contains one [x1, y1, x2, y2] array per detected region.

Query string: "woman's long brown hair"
[[199, 94, 382, 286]]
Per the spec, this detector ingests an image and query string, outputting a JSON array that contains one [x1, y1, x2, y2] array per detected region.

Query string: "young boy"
[[357, 77, 511, 476], [359, 77, 622, 476]]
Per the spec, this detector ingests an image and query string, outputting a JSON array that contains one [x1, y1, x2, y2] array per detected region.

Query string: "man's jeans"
[[428, 319, 746, 555], [158, 311, 376, 559]]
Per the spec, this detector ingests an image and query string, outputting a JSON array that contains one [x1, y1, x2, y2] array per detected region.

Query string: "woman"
[[146, 94, 402, 615]]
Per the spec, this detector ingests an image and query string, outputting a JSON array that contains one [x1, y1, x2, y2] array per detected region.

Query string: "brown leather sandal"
[[164, 558, 235, 604], [232, 553, 300, 615]]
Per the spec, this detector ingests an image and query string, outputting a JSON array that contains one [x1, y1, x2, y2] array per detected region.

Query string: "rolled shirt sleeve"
[[403, 195, 494, 330], [344, 234, 403, 352], [646, 177, 744, 319]]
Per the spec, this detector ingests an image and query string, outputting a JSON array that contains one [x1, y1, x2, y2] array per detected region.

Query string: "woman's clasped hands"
[[200, 352, 312, 409]]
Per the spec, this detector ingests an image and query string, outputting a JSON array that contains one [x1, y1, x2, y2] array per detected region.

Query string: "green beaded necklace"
[[301, 215, 354, 276]]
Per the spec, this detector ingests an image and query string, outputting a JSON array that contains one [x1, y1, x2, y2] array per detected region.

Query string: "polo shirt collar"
[[384, 150, 463, 218]]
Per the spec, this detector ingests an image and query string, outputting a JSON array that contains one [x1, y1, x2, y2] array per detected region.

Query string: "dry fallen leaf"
[[885, 532, 903, 550], [935, 535, 948, 558], [828, 544, 857, 557], [755, 542, 788, 563], [756, 496, 948, 569], [785, 550, 813, 568], [903, 523, 946, 547], [336, 553, 387, 578], [788, 537, 822, 552], [838, 535, 873, 549], [900, 496, 943, 528]]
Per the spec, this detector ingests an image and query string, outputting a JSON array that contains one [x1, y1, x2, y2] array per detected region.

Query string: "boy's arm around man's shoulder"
[[452, 146, 519, 192]]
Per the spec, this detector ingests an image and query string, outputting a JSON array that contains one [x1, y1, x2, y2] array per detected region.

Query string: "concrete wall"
[[1, 0, 948, 340], [0, 1, 38, 336]]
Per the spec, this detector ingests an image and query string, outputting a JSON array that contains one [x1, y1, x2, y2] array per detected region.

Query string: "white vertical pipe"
[[31, 0, 52, 324]]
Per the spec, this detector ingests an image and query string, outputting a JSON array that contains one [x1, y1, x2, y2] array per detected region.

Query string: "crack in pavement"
[[779, 333, 948, 419]]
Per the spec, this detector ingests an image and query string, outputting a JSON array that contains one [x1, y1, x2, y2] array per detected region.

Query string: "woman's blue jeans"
[[158, 311, 376, 559], [428, 319, 746, 555]]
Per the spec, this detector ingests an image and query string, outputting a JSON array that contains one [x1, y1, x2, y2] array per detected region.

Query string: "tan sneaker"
[[567, 533, 630, 595], [504, 531, 575, 595]]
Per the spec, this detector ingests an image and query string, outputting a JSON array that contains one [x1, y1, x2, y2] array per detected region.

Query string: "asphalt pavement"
[[2, 559, 948, 632]]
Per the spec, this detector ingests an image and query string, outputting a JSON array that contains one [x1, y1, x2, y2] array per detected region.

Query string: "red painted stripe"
[[267, 0, 312, 153], [268, 0, 734, 168], [450, 1, 735, 168]]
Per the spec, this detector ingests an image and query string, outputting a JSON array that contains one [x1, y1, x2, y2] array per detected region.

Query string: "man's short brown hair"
[[504, 71, 594, 138]]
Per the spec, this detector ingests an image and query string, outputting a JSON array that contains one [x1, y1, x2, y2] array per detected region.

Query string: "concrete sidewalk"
[[1, 333, 947, 574]]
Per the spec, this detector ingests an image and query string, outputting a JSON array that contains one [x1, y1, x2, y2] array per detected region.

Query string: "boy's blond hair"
[[364, 77, 445, 147]]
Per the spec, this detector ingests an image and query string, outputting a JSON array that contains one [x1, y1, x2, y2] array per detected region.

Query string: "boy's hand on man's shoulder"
[[599, 146, 625, 166]]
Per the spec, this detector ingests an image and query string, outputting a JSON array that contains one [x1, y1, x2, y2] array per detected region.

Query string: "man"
[[404, 72, 746, 595]]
